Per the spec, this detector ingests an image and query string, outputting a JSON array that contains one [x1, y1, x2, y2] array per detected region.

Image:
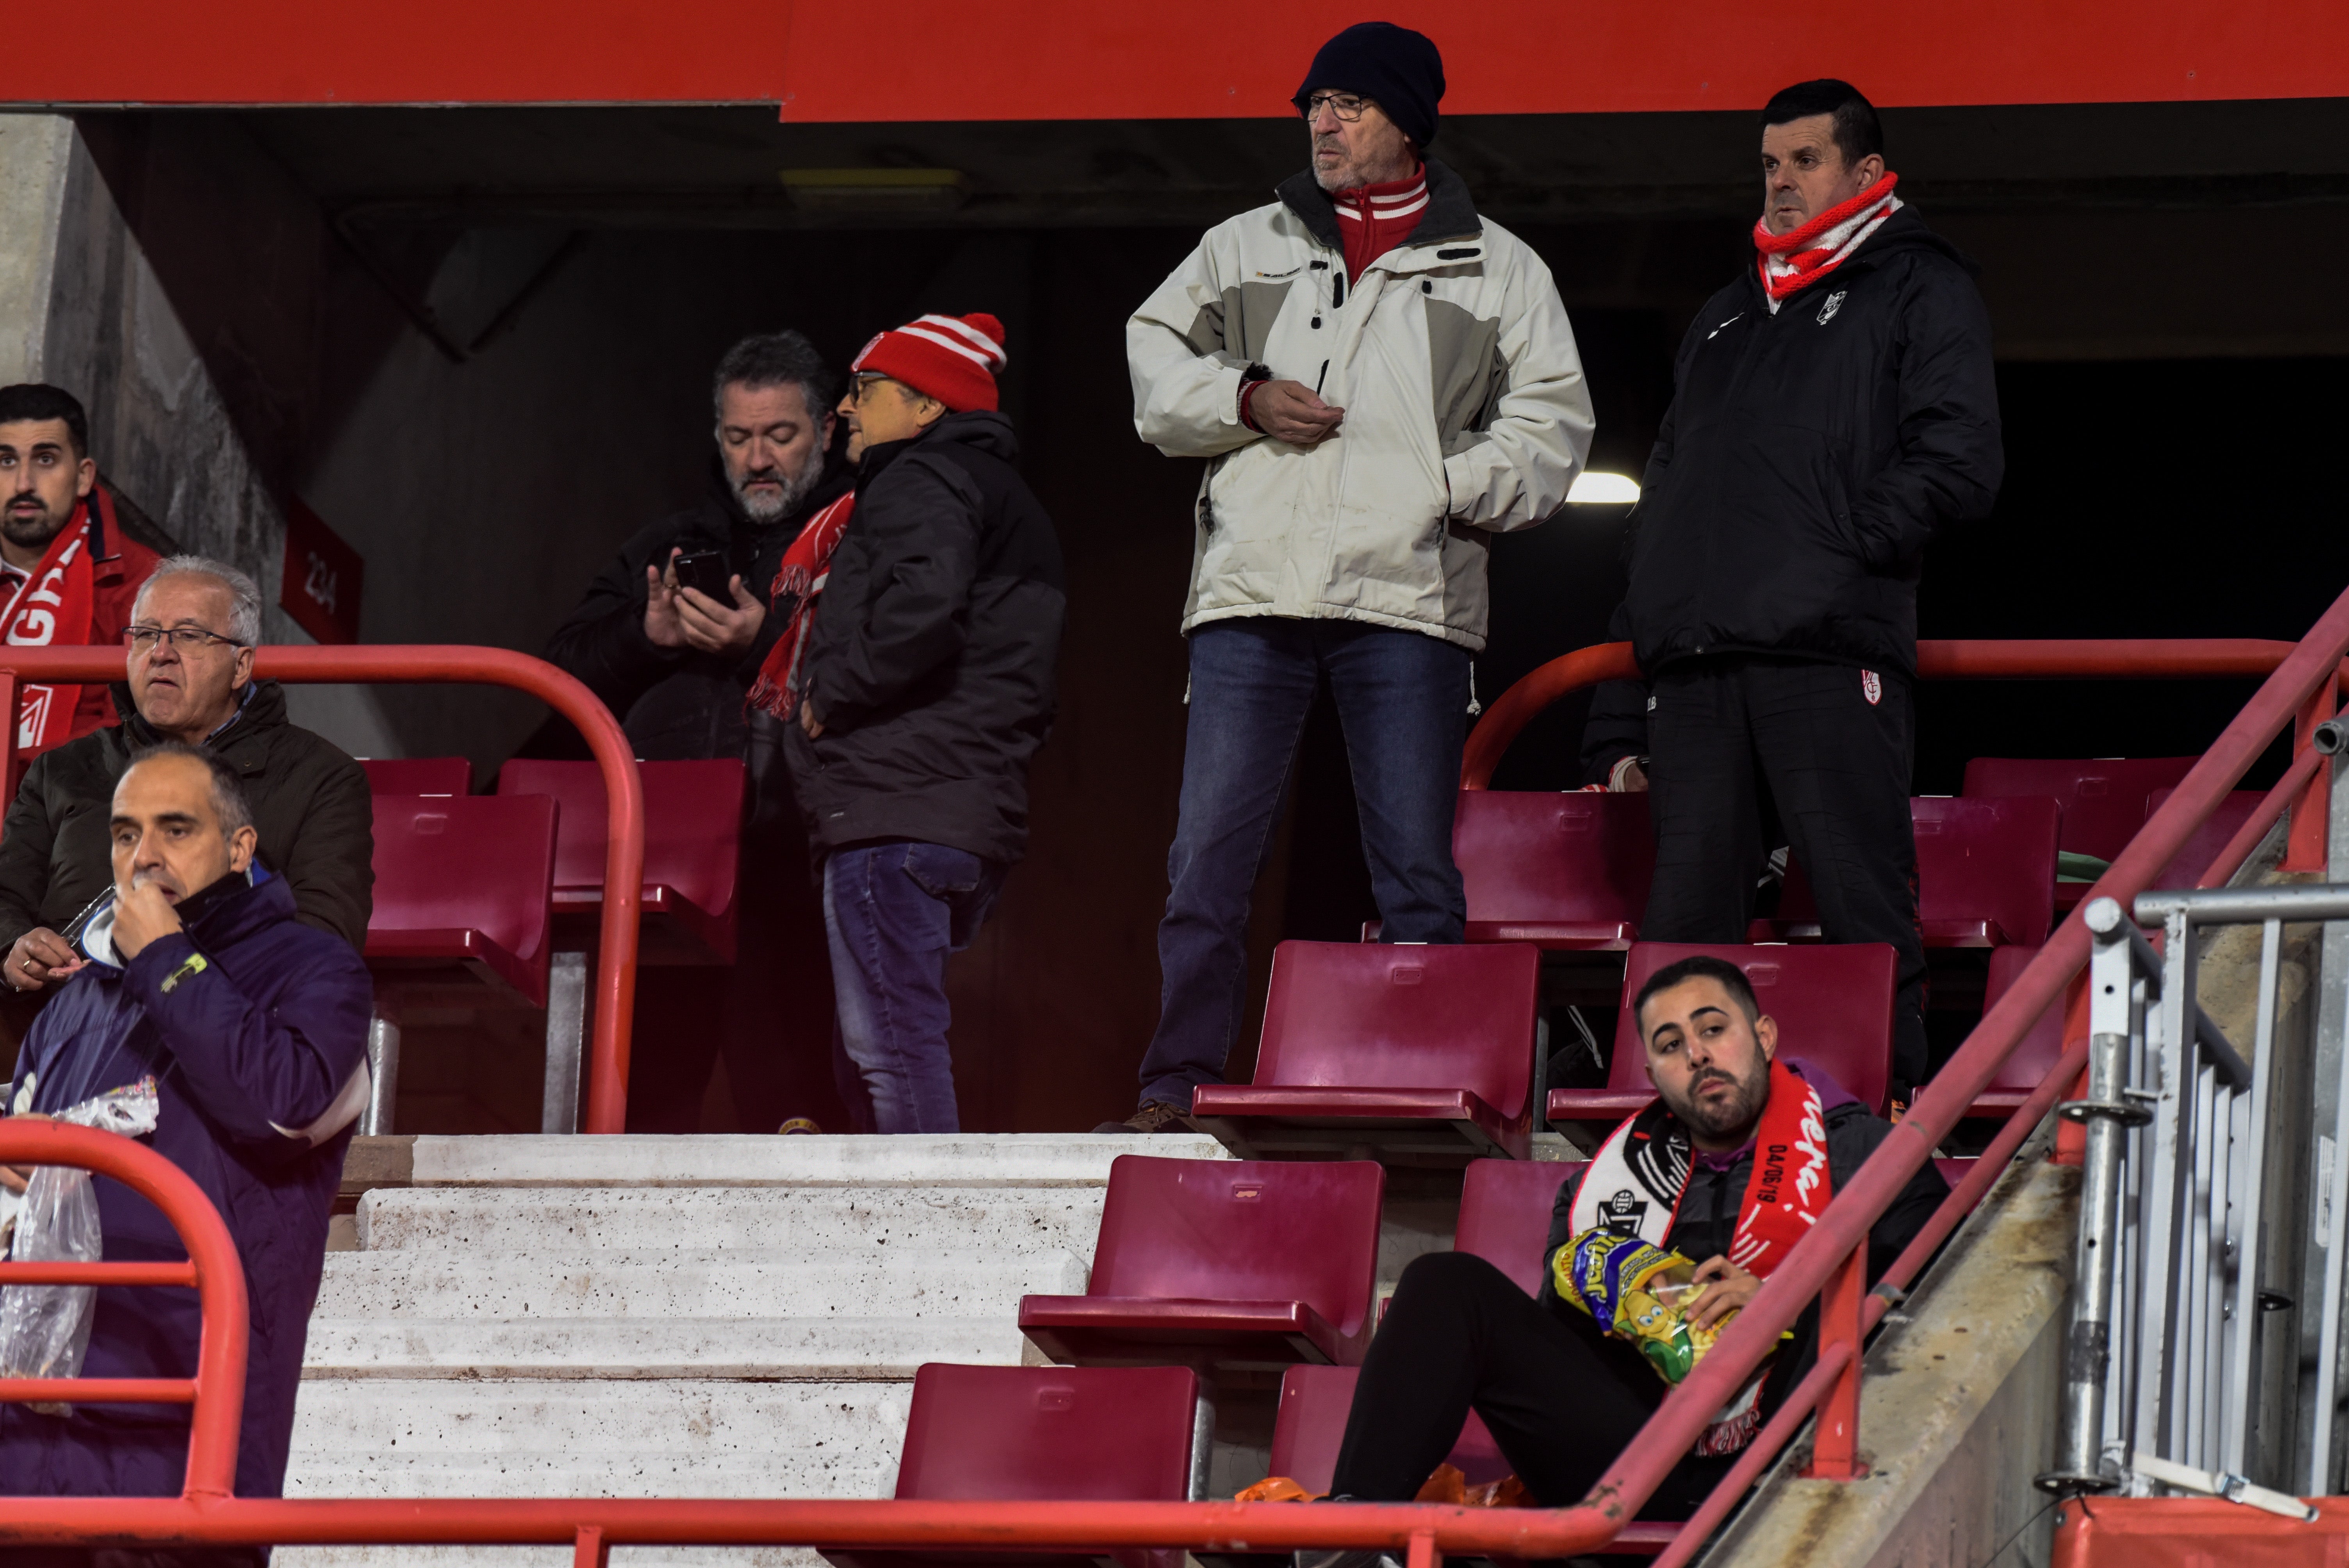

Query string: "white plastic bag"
[[0, 1076, 161, 1414]]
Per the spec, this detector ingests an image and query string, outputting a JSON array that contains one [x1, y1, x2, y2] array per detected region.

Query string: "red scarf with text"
[[1569, 1057, 1834, 1453], [747, 492, 855, 722], [0, 497, 100, 754], [1753, 172, 1901, 308]]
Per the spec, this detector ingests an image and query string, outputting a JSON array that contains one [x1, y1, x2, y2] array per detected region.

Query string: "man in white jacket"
[[1109, 22, 1593, 1132]]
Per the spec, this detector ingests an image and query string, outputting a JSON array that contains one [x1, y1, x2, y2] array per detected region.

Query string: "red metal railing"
[[8, 620, 2349, 1557], [0, 646, 644, 1135]]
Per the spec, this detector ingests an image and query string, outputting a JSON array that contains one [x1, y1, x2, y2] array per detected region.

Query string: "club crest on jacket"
[[1816, 290, 1847, 325]]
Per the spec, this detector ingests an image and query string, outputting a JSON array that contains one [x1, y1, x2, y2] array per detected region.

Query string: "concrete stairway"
[[281, 1132, 1232, 1568]]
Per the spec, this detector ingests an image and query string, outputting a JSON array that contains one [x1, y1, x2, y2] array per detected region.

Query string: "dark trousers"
[[823, 840, 1009, 1135], [626, 831, 844, 1133], [1329, 1253, 1729, 1516], [1136, 619, 1470, 1111], [1643, 654, 1928, 1090]]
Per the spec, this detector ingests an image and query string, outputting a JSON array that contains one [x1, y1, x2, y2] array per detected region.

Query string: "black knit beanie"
[[1292, 22, 1446, 150]]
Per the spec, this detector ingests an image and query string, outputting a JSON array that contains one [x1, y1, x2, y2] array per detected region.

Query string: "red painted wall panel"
[[18, 0, 2349, 112]]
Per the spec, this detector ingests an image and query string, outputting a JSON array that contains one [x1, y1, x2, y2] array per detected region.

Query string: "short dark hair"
[[125, 741, 254, 839], [1632, 954, 1761, 1037], [711, 331, 834, 427], [0, 384, 89, 458], [1760, 78, 1883, 168]]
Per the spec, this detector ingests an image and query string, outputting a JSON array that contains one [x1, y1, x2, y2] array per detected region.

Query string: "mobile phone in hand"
[[670, 549, 734, 602]]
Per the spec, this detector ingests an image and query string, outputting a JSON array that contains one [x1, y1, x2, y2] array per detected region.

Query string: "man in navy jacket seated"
[[0, 741, 371, 1556]]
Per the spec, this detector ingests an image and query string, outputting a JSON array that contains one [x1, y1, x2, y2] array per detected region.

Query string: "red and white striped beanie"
[[850, 312, 1007, 412]]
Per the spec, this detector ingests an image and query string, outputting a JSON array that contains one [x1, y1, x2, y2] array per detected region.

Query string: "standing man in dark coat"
[[1622, 80, 2003, 1101], [542, 331, 852, 1133], [0, 743, 372, 1539], [776, 313, 1064, 1135]]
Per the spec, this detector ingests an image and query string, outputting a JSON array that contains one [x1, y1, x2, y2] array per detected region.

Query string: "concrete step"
[[405, 1133, 1232, 1189], [310, 1249, 1087, 1320], [356, 1185, 1106, 1255], [303, 1317, 1030, 1380], [290, 1378, 913, 1460]]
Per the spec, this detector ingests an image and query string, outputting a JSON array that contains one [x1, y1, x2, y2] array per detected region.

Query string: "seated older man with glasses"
[[0, 555, 372, 1005]]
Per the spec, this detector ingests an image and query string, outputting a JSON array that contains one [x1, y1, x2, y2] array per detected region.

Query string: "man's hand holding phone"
[[646, 549, 766, 659]]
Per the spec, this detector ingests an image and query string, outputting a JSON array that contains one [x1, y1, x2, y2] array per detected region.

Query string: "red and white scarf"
[[0, 499, 100, 755], [1570, 1058, 1835, 1452], [747, 492, 855, 722], [1753, 172, 1901, 311]]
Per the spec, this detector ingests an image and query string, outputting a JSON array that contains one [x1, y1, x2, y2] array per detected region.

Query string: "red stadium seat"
[[1261, 1366, 1673, 1552], [2145, 786, 2266, 891], [360, 756, 471, 795], [1019, 1156, 1383, 1370], [822, 1363, 1195, 1568], [1758, 796, 2060, 948], [1454, 1159, 1577, 1299], [1963, 756, 2197, 862], [497, 757, 744, 965], [1454, 790, 1653, 949], [1546, 943, 1896, 1128], [365, 794, 558, 1007], [1965, 944, 2075, 1119], [1965, 756, 2198, 912], [1190, 942, 1541, 1162]]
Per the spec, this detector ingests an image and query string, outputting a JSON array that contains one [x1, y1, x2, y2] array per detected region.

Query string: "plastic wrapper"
[[1555, 1229, 1730, 1386], [0, 1076, 161, 1414]]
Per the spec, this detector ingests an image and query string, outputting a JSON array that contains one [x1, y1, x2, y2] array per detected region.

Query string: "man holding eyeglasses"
[[1115, 23, 1592, 1132], [0, 556, 373, 1003]]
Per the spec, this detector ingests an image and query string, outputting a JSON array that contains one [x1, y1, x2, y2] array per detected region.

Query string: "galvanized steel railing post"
[[2040, 897, 2153, 1494]]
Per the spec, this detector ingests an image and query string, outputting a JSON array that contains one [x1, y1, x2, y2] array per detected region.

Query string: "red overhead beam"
[[11, 0, 2346, 113]]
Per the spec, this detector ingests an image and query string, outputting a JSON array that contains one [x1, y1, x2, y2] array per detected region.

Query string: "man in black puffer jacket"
[[541, 331, 853, 1132], [1622, 80, 2003, 1099], [781, 312, 1063, 1135]]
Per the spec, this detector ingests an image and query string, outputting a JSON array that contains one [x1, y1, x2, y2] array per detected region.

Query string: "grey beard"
[[734, 463, 818, 524]]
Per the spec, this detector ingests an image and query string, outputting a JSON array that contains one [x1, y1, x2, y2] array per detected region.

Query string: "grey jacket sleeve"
[[1127, 230, 1259, 460], [1440, 243, 1594, 533]]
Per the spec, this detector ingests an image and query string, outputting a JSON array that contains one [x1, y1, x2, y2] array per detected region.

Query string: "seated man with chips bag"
[[1304, 953, 1948, 1550]]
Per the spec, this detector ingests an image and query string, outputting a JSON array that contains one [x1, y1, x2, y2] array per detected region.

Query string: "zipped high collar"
[[1276, 157, 1482, 265]]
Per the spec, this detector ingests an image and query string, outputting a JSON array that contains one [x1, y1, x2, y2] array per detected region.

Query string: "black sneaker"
[[1091, 1101, 1201, 1135]]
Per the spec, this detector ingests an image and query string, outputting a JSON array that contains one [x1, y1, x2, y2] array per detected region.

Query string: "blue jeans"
[[1135, 618, 1470, 1111], [823, 840, 1008, 1134]]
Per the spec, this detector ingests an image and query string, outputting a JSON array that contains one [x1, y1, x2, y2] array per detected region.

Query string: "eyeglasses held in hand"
[[1301, 92, 1374, 123], [123, 625, 244, 652]]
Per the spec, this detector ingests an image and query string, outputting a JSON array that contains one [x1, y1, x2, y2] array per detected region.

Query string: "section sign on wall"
[[281, 498, 364, 644]]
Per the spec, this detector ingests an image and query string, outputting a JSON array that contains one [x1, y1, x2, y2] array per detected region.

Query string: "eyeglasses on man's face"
[[1301, 92, 1374, 123], [124, 625, 244, 654]]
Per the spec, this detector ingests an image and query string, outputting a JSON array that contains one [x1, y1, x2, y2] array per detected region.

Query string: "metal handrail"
[[7, 615, 2349, 1555], [0, 645, 644, 1135]]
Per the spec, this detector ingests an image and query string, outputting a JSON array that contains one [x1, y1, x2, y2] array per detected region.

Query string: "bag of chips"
[[1555, 1229, 1730, 1386]]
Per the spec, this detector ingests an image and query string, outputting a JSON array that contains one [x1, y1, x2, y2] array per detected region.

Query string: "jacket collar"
[[116, 677, 283, 753], [80, 866, 292, 973], [854, 410, 1020, 492], [1277, 157, 1483, 264], [1737, 204, 1979, 305]]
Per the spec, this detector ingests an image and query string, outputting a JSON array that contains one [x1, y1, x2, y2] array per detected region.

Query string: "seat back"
[[1912, 794, 2061, 946], [498, 757, 743, 916], [1454, 1159, 1576, 1299], [1255, 941, 1539, 1118], [1609, 943, 1896, 1115], [892, 1363, 1197, 1502], [2144, 786, 2266, 891], [1980, 944, 2073, 1095], [1270, 1365, 1512, 1492], [1087, 1156, 1384, 1341], [1776, 796, 2060, 947], [361, 757, 471, 796], [369, 793, 558, 961], [1453, 789, 1652, 931], [1963, 756, 2198, 862]]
